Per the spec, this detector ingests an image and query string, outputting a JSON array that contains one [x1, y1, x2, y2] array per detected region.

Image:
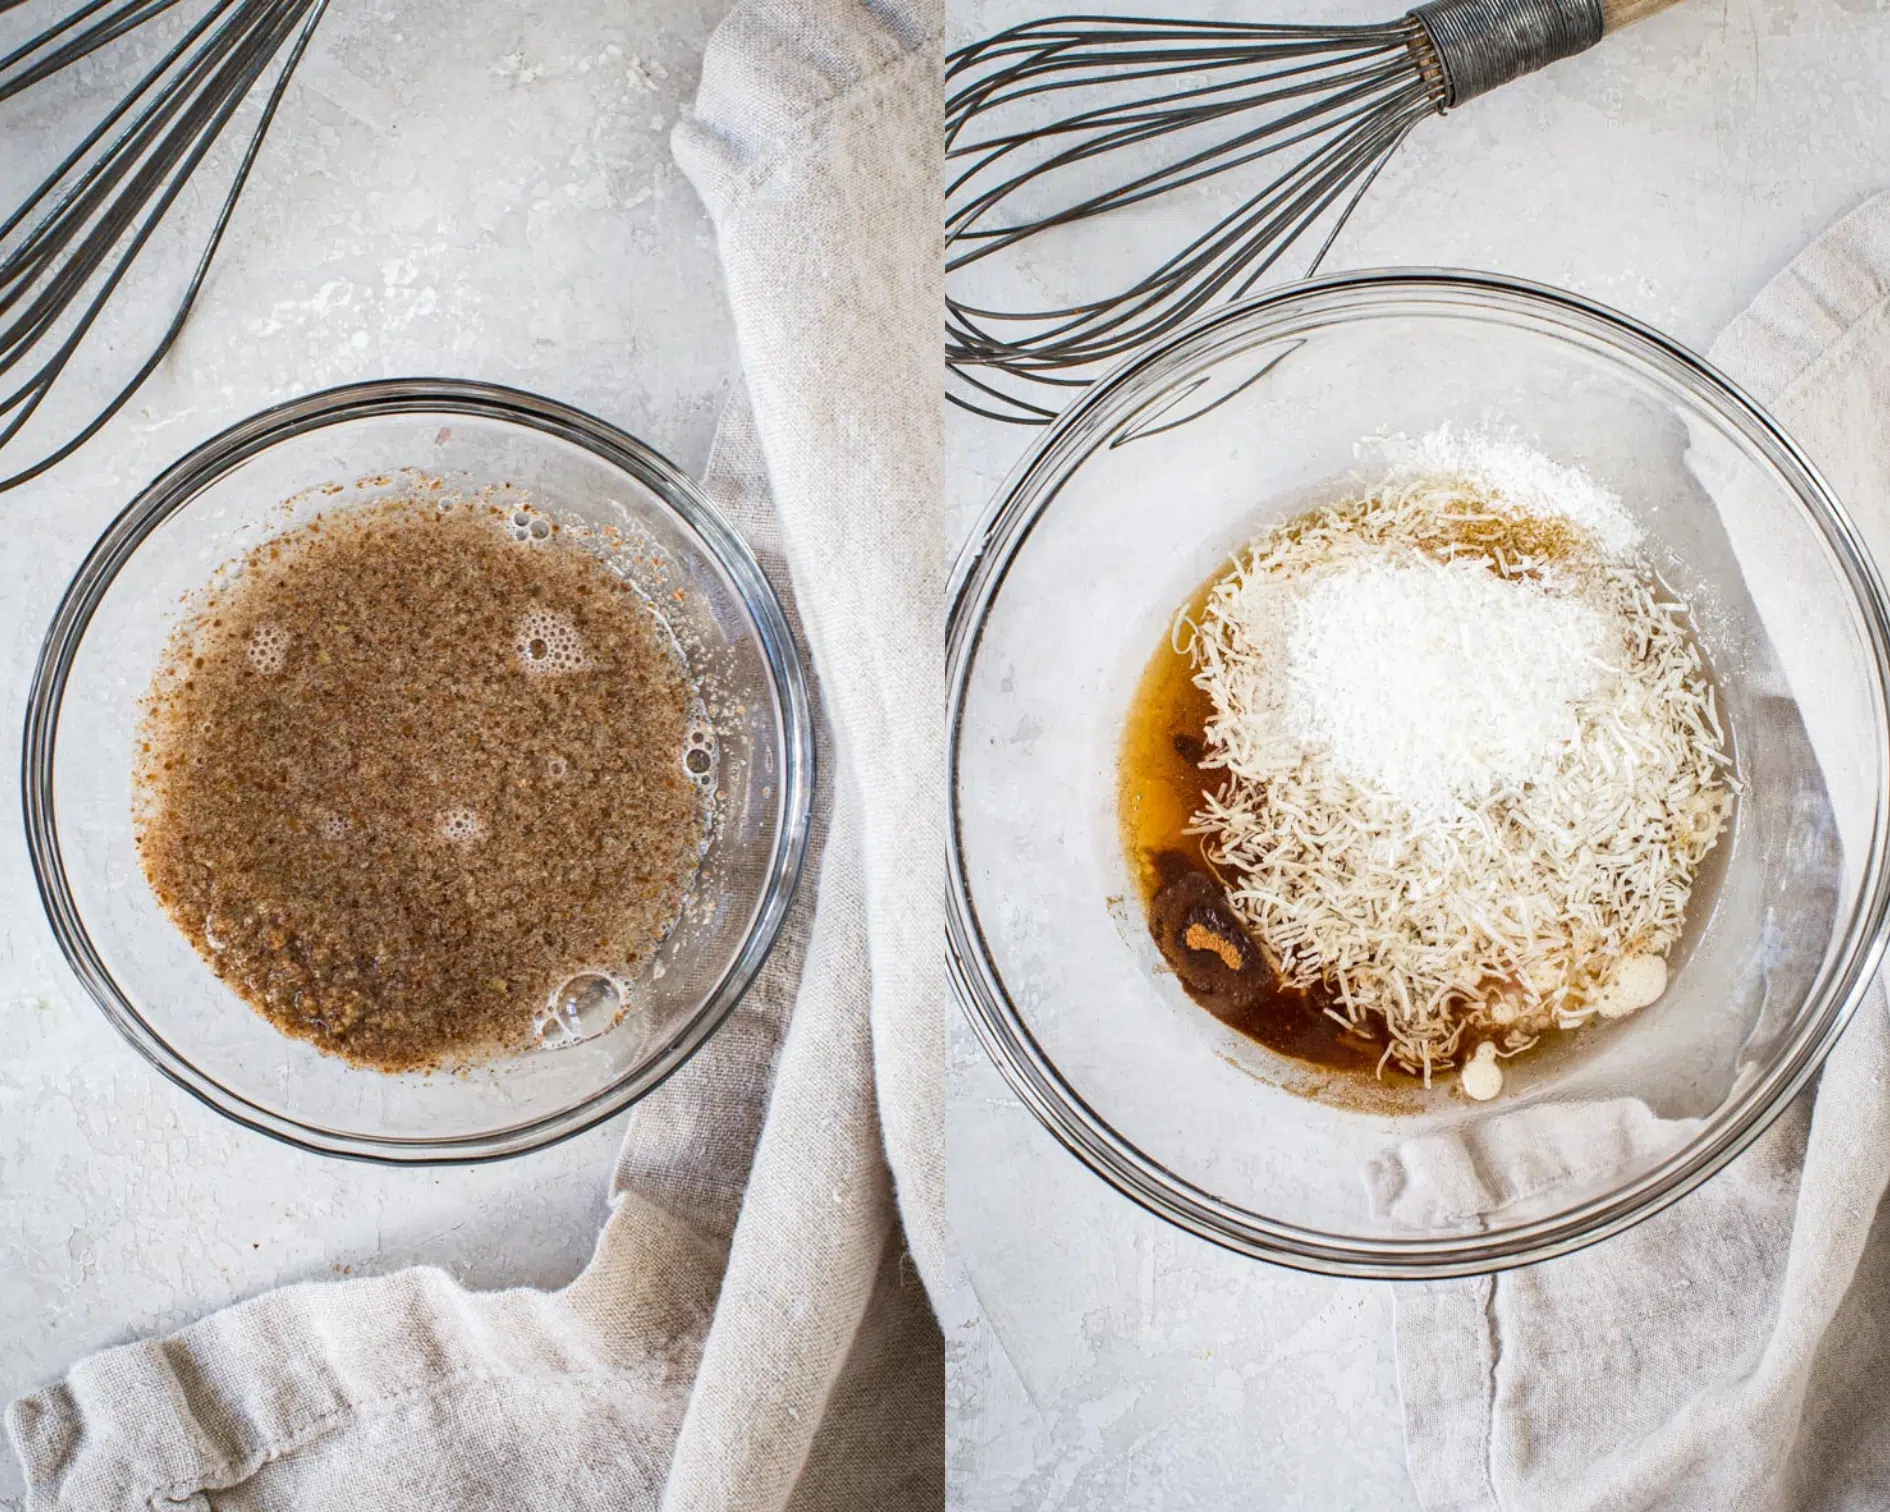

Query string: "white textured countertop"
[[0, 2, 733, 1503], [943, 0, 1890, 1506]]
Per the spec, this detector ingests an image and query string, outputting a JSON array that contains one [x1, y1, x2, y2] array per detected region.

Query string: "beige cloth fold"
[[1397, 192, 1890, 1512], [5, 0, 946, 1507]]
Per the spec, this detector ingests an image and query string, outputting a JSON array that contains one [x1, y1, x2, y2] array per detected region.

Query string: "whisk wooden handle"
[[1600, 0, 1686, 31]]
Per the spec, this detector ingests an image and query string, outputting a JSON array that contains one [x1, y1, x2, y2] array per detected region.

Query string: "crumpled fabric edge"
[[1395, 188, 1890, 1512], [671, 0, 949, 1304]]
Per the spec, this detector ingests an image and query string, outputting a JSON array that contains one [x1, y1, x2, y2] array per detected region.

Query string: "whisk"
[[947, 0, 1680, 423], [0, 0, 329, 490]]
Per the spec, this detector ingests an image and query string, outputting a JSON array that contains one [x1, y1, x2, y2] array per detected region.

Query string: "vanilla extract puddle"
[[1117, 578, 1398, 1080]]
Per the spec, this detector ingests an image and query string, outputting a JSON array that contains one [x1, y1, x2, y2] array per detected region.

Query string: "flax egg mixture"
[[1119, 431, 1735, 1101], [133, 493, 711, 1073]]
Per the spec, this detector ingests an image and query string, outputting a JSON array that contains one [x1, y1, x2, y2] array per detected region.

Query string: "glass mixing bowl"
[[948, 270, 1890, 1276], [26, 379, 813, 1162]]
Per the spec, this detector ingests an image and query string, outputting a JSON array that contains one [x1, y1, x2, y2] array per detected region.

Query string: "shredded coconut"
[[1185, 433, 1733, 1090], [1377, 427, 1643, 557], [1283, 556, 1610, 815]]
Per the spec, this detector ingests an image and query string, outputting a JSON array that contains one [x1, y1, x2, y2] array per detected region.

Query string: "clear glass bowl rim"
[[946, 268, 1890, 1277], [24, 377, 816, 1165]]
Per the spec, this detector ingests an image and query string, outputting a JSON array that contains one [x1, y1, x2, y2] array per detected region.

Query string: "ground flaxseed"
[[134, 495, 704, 1072]]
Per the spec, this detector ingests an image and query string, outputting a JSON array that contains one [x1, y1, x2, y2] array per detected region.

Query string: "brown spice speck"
[[1183, 920, 1244, 972]]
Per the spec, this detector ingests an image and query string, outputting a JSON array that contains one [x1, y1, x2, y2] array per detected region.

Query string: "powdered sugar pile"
[[1284, 554, 1611, 816]]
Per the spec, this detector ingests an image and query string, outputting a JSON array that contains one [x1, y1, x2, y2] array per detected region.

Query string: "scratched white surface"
[[943, 0, 1890, 1505], [0, 1, 733, 1504]]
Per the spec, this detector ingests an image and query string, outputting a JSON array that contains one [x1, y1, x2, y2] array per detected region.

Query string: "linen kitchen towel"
[[1396, 192, 1890, 1512]]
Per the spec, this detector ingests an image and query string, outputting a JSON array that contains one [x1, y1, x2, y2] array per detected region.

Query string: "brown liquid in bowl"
[[1117, 585, 1387, 1076], [134, 497, 704, 1073]]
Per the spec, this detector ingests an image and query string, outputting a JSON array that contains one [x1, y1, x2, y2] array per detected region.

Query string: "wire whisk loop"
[[0, 0, 330, 489]]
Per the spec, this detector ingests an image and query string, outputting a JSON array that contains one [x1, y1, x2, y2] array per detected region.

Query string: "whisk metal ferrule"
[[1407, 0, 1604, 108]]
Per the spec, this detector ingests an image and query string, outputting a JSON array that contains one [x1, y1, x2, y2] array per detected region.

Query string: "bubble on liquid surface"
[[546, 754, 569, 779], [533, 972, 625, 1047], [515, 610, 586, 675], [507, 508, 558, 543], [439, 806, 485, 844], [247, 624, 291, 675], [683, 719, 715, 787]]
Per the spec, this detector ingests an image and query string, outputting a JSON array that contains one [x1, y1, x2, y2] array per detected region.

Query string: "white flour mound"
[[1284, 554, 1611, 816]]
